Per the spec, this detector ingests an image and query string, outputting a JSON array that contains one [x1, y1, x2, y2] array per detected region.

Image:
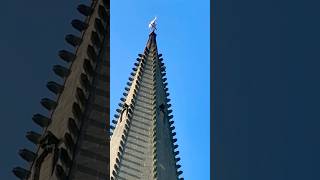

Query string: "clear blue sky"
[[111, 0, 210, 179]]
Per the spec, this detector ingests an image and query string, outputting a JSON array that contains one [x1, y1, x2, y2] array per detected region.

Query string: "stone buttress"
[[13, 0, 110, 179]]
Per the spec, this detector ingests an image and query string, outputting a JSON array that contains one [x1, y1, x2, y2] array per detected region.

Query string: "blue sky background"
[[111, 0, 210, 179]]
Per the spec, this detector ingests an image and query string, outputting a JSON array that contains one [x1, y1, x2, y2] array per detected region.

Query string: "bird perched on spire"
[[148, 17, 157, 32]]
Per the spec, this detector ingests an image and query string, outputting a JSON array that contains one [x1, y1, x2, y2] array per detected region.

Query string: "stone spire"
[[110, 31, 183, 180], [13, 0, 110, 179]]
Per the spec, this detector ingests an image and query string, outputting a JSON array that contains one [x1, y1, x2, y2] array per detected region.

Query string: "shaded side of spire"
[[146, 31, 157, 50]]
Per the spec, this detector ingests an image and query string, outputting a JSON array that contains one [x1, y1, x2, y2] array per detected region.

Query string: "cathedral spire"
[[110, 30, 183, 180]]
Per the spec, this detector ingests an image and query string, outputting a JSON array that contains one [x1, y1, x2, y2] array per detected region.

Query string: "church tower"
[[13, 0, 110, 179], [109, 28, 184, 179]]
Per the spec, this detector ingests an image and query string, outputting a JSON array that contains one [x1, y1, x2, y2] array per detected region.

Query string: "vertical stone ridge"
[[150, 46, 159, 180], [68, 0, 109, 179], [13, 0, 109, 180]]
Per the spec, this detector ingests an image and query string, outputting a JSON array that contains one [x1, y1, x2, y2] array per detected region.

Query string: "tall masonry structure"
[[13, 0, 110, 180], [109, 29, 184, 179]]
